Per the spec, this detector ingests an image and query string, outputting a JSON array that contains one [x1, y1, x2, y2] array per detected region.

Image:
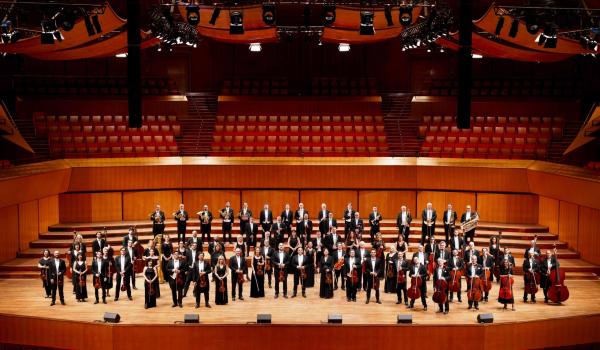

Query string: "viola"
[[432, 278, 448, 304], [176, 270, 184, 286], [449, 268, 462, 292], [548, 260, 569, 303], [499, 274, 514, 300], [386, 262, 395, 278], [120, 273, 127, 291], [427, 253, 435, 276], [467, 276, 482, 302], [134, 244, 145, 273], [376, 245, 384, 259], [325, 270, 333, 285], [78, 272, 86, 287], [334, 258, 345, 271], [407, 275, 422, 300], [372, 273, 380, 290], [199, 272, 207, 288], [40, 267, 48, 281], [256, 260, 264, 276], [218, 278, 226, 293], [237, 271, 245, 284], [300, 267, 307, 280], [481, 268, 492, 293]]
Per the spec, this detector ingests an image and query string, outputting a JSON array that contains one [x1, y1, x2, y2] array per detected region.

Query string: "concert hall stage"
[[0, 276, 599, 349]]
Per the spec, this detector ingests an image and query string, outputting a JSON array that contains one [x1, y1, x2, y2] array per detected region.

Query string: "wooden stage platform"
[[0, 275, 599, 349]]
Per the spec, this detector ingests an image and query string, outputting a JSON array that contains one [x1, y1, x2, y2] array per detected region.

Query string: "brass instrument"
[[221, 208, 231, 221], [150, 211, 163, 224], [173, 211, 184, 221], [154, 234, 164, 283], [201, 211, 210, 224], [461, 212, 479, 232]]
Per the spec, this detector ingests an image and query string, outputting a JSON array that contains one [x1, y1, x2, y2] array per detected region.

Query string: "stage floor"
[[1, 275, 599, 325]]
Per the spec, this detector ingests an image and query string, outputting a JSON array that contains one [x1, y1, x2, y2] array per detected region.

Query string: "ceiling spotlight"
[[508, 18, 519, 38], [541, 25, 557, 48], [262, 3, 276, 25], [230, 11, 244, 35], [495, 16, 504, 35], [249, 42, 262, 52], [338, 43, 350, 52], [359, 11, 374, 35], [186, 4, 200, 26], [399, 5, 412, 27], [323, 3, 336, 26], [440, 47, 445, 53], [384, 5, 393, 26], [115, 52, 127, 58], [472, 53, 483, 59], [525, 15, 539, 35], [209, 7, 221, 25], [83, 11, 102, 36], [41, 19, 61, 44], [54, 8, 79, 32]]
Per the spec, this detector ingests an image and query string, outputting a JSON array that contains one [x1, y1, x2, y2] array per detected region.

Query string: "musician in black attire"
[[150, 205, 166, 237], [186, 230, 203, 250], [238, 202, 252, 237], [174, 203, 189, 243], [448, 249, 464, 302], [319, 212, 337, 239], [273, 243, 290, 298], [114, 248, 133, 301], [463, 242, 480, 264], [291, 247, 309, 298], [523, 251, 540, 303], [49, 250, 67, 306], [192, 252, 212, 308], [261, 240, 274, 288], [270, 217, 286, 245], [167, 251, 186, 307], [281, 204, 294, 236], [220, 201, 235, 243], [449, 229, 464, 253], [461, 206, 477, 243], [91, 251, 109, 304], [421, 202, 437, 245], [368, 207, 382, 241], [524, 239, 542, 260], [259, 204, 273, 234], [125, 240, 138, 290], [298, 213, 313, 244], [246, 217, 259, 249], [38, 249, 52, 298], [210, 241, 226, 267], [317, 203, 330, 236], [395, 252, 409, 305], [396, 206, 412, 242], [443, 204, 457, 242], [365, 249, 383, 304], [433, 258, 450, 314], [305, 241, 316, 288], [479, 247, 494, 302], [197, 205, 213, 241], [435, 241, 450, 262], [122, 228, 138, 249], [161, 235, 173, 282], [319, 248, 334, 299], [408, 256, 428, 310], [424, 236, 438, 263], [143, 260, 158, 309], [92, 232, 106, 256], [183, 242, 200, 297], [229, 247, 248, 301], [540, 249, 560, 303], [350, 211, 364, 239], [333, 241, 346, 290], [466, 255, 483, 310], [344, 249, 360, 302], [343, 203, 355, 236]]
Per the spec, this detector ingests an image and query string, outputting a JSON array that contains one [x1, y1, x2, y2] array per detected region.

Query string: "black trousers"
[[396, 283, 408, 303], [195, 286, 210, 305], [421, 224, 435, 244], [346, 277, 358, 300], [184, 269, 195, 295], [400, 226, 410, 242], [222, 223, 232, 242], [265, 269, 272, 286], [344, 221, 352, 235], [94, 286, 106, 302], [438, 298, 450, 312], [153, 223, 165, 237], [261, 223, 272, 234], [370, 227, 380, 240], [410, 284, 427, 307], [51, 281, 64, 302], [293, 272, 306, 294], [274, 268, 287, 295], [43, 281, 52, 297], [200, 224, 211, 240], [334, 268, 345, 288], [366, 287, 380, 301], [449, 282, 462, 301], [115, 273, 131, 299], [231, 274, 243, 298], [177, 225, 186, 244], [465, 229, 475, 243], [444, 224, 452, 242], [169, 279, 184, 305]]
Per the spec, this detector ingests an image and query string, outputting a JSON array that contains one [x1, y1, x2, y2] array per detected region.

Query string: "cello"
[[481, 255, 492, 294], [449, 265, 462, 293], [432, 274, 448, 305], [498, 261, 515, 310], [407, 275, 422, 301], [547, 247, 569, 303], [467, 275, 482, 303]]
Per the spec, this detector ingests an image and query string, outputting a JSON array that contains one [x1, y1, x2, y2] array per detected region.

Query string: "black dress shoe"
[[103, 299, 107, 304], [94, 300, 99, 304], [114, 298, 119, 301], [423, 306, 427, 311], [195, 304, 199, 308], [376, 300, 381, 304], [133, 286, 138, 290], [179, 303, 183, 308], [50, 302, 55, 306], [443, 311, 448, 315], [302, 293, 306, 298], [239, 297, 244, 301], [232, 296, 236, 301], [128, 297, 133, 301], [274, 294, 279, 299], [172, 304, 177, 307], [283, 295, 288, 299], [468, 306, 472, 310], [396, 301, 401, 304], [291, 294, 297, 298], [145, 304, 148, 309], [60, 301, 65, 305], [366, 299, 370, 304], [206, 304, 211, 308], [347, 298, 351, 302]]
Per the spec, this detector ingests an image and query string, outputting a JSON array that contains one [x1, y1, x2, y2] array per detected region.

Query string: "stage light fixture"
[[209, 7, 221, 25], [249, 42, 262, 52], [186, 4, 200, 26], [322, 3, 336, 26], [0, 20, 20, 44], [91, 15, 102, 33], [359, 11, 374, 35], [54, 8, 79, 32], [384, 5, 393, 26], [508, 18, 519, 38], [494, 16, 504, 35], [262, 3, 276, 25], [472, 53, 483, 59], [399, 5, 412, 27], [580, 36, 598, 51], [338, 43, 350, 52], [41, 19, 61, 44], [230, 11, 244, 34], [525, 15, 539, 35]]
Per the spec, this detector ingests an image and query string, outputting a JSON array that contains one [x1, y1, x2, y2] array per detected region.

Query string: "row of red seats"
[[49, 142, 178, 155], [423, 133, 551, 145], [212, 140, 386, 148], [421, 143, 547, 157], [422, 115, 564, 126], [37, 114, 177, 124], [15, 77, 179, 96], [214, 133, 385, 142], [48, 133, 176, 144], [215, 125, 384, 134], [40, 124, 181, 137], [216, 115, 383, 124], [212, 145, 388, 154], [419, 125, 561, 138]]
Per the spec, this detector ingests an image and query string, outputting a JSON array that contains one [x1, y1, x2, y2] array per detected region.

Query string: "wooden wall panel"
[[416, 191, 476, 218], [182, 190, 241, 216], [0, 205, 19, 263], [300, 190, 358, 219], [18, 200, 39, 251], [476, 193, 538, 224], [538, 196, 559, 233], [417, 165, 530, 193], [123, 191, 182, 221], [0, 168, 71, 209], [578, 206, 600, 265], [358, 191, 417, 219], [38, 195, 59, 233], [59, 193, 93, 223], [91, 192, 123, 222], [241, 190, 299, 216], [528, 169, 600, 211], [558, 201, 579, 250], [68, 166, 182, 192]]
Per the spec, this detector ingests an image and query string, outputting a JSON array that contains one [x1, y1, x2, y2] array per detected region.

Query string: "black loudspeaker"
[[328, 314, 342, 324], [184, 314, 199, 323], [257, 314, 272, 324], [397, 314, 412, 324], [103, 312, 120, 323], [477, 313, 494, 324]]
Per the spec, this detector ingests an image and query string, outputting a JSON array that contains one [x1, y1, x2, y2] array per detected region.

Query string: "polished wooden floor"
[[1, 274, 599, 325]]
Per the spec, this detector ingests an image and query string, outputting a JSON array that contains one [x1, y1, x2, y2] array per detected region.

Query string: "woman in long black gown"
[[384, 245, 398, 293], [250, 247, 265, 298], [38, 249, 52, 298], [319, 248, 334, 299], [305, 241, 316, 288], [287, 231, 301, 259], [70, 243, 84, 294], [73, 253, 88, 302], [161, 235, 173, 284], [102, 246, 114, 297], [213, 255, 229, 305], [143, 260, 158, 308]]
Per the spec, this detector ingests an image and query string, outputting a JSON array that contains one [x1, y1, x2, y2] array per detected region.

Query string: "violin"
[[199, 272, 207, 288], [351, 267, 359, 285], [94, 276, 101, 289], [372, 273, 380, 290], [325, 270, 333, 285], [467, 275, 482, 302], [218, 278, 226, 293], [40, 266, 48, 281], [237, 271, 245, 284], [427, 253, 435, 276], [397, 268, 405, 284], [449, 268, 462, 293], [278, 268, 285, 282], [334, 258, 345, 271], [256, 257, 265, 276], [386, 261, 395, 278], [547, 249, 569, 303], [265, 257, 271, 271], [432, 277, 448, 304], [407, 275, 422, 300], [120, 273, 127, 291], [300, 266, 307, 280]]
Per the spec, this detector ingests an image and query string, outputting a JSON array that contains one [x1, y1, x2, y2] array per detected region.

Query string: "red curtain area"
[[1, 2, 126, 55], [474, 3, 595, 55]]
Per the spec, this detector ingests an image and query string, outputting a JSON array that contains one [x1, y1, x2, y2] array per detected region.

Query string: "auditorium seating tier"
[[221, 77, 378, 96], [423, 77, 583, 97]]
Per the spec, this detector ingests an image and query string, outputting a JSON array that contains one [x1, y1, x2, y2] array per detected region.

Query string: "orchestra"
[[34, 200, 571, 320]]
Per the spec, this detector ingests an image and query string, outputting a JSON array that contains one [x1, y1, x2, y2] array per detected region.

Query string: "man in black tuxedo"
[[540, 250, 559, 303], [396, 206, 412, 242], [246, 217, 259, 251], [192, 252, 212, 308], [433, 258, 451, 314], [395, 252, 409, 305], [408, 256, 428, 310], [319, 212, 337, 239], [343, 202, 355, 236], [460, 205, 477, 243], [115, 248, 133, 301], [261, 241, 275, 288], [357, 241, 369, 291], [364, 249, 383, 304], [122, 228, 138, 248], [291, 247, 309, 297], [448, 249, 464, 302], [238, 202, 252, 237], [91, 251, 108, 304], [259, 204, 273, 234], [312, 231, 324, 268], [479, 247, 494, 302], [344, 249, 360, 302], [466, 255, 483, 310], [463, 241, 480, 264], [421, 202, 437, 244], [435, 241, 450, 262], [125, 240, 138, 289], [49, 250, 66, 306], [324, 227, 341, 254], [368, 206, 382, 241], [294, 203, 308, 233], [186, 230, 203, 251], [174, 203, 189, 243], [333, 241, 345, 290], [298, 213, 313, 243], [167, 251, 186, 307], [150, 204, 166, 237], [270, 217, 286, 245], [281, 203, 294, 236], [183, 242, 200, 296], [273, 243, 290, 298], [412, 244, 430, 274], [449, 229, 464, 252], [197, 205, 213, 241], [220, 201, 234, 243], [443, 204, 457, 242], [351, 211, 364, 239], [523, 239, 542, 260], [92, 231, 106, 256], [523, 251, 540, 303], [229, 247, 248, 301], [317, 203, 330, 235]]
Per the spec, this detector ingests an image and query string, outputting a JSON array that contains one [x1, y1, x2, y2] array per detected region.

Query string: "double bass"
[[432, 276, 448, 304], [407, 275, 422, 301], [449, 267, 462, 293], [499, 261, 515, 309], [524, 269, 539, 295], [547, 248, 569, 303], [467, 275, 482, 302]]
